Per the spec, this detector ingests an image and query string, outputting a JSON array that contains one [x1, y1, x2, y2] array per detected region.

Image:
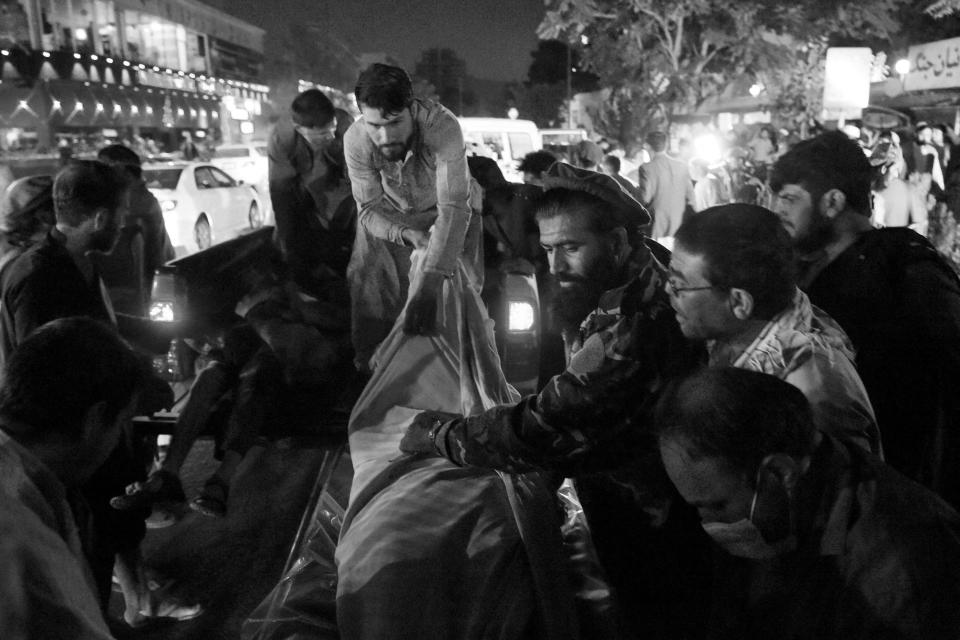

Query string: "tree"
[[414, 48, 474, 114], [537, 0, 906, 145], [527, 40, 598, 92], [514, 40, 598, 129], [928, 0, 960, 17], [509, 81, 568, 127]]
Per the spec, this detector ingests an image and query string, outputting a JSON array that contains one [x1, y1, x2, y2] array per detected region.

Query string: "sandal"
[[111, 469, 185, 511], [189, 475, 228, 518]]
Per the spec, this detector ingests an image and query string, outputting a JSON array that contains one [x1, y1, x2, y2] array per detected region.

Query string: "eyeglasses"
[[666, 280, 716, 297]]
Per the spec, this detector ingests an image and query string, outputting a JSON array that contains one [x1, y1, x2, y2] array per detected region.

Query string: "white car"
[[209, 142, 269, 191], [143, 162, 266, 256]]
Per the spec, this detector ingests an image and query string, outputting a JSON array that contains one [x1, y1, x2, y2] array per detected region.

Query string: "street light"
[[566, 35, 589, 129], [895, 58, 911, 92], [566, 43, 572, 128]]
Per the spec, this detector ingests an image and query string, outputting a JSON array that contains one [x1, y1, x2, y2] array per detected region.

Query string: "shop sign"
[[904, 37, 960, 92], [822, 47, 873, 120]]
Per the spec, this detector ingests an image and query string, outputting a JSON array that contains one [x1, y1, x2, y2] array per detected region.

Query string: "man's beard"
[[795, 206, 836, 255], [547, 255, 621, 335], [379, 142, 408, 161]]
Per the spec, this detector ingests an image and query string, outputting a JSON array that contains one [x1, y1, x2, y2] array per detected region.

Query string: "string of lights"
[[0, 49, 269, 96]]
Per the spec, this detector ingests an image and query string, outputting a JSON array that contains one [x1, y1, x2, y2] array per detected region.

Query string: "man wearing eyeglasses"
[[268, 88, 354, 285], [667, 203, 880, 455]]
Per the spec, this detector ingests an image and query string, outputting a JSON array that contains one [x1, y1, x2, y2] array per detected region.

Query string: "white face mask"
[[701, 479, 796, 560]]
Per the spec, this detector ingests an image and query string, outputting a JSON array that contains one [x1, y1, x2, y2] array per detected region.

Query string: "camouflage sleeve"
[[436, 302, 692, 474]]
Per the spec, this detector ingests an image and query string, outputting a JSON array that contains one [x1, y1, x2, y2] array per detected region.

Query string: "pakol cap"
[[541, 161, 651, 226]]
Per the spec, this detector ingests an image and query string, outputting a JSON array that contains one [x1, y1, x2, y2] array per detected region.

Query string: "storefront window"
[[123, 10, 206, 73], [34, 0, 115, 54], [0, 1, 32, 50], [94, 0, 117, 56]]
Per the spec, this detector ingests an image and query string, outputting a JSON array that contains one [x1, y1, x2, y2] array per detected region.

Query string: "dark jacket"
[[801, 228, 960, 509], [0, 231, 113, 363], [268, 113, 354, 279]]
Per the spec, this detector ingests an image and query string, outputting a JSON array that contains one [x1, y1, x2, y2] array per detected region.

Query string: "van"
[[539, 128, 588, 164], [458, 117, 542, 183]]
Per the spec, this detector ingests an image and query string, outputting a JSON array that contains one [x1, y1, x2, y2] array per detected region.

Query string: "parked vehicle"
[[142, 162, 266, 256], [459, 117, 542, 183], [209, 142, 269, 192], [539, 128, 588, 164]]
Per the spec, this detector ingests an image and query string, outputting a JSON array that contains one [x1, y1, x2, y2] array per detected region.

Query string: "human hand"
[[400, 410, 459, 455], [401, 227, 430, 251], [403, 271, 443, 335]]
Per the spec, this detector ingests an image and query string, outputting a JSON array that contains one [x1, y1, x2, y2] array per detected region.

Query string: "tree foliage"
[[510, 81, 567, 127], [537, 0, 905, 146], [414, 48, 474, 114], [527, 40, 598, 91], [927, 0, 960, 18], [515, 40, 599, 127]]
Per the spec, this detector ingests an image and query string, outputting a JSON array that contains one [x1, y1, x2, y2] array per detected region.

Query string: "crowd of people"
[[2, 60, 960, 640]]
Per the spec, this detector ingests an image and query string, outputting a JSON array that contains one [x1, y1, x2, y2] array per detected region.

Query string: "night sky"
[[204, 0, 546, 82]]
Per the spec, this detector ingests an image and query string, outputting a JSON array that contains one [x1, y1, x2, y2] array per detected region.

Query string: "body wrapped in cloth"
[[336, 252, 578, 640]]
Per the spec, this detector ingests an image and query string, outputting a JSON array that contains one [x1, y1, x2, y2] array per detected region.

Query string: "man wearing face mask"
[[658, 367, 960, 640], [268, 89, 355, 283]]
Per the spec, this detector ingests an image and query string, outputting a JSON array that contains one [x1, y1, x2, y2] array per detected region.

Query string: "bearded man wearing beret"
[[401, 162, 710, 639]]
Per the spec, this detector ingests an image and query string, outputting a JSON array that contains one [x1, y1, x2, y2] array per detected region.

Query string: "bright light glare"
[[693, 134, 723, 164], [160, 200, 177, 211], [149, 301, 175, 322], [894, 58, 911, 76], [508, 302, 535, 332]]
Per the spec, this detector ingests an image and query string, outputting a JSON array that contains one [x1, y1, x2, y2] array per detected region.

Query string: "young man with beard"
[[344, 63, 482, 371], [401, 162, 711, 639], [0, 160, 124, 358], [667, 204, 880, 455], [658, 367, 960, 640], [770, 131, 960, 509]]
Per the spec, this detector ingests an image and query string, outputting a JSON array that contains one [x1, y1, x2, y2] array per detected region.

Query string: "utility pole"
[[566, 43, 572, 128]]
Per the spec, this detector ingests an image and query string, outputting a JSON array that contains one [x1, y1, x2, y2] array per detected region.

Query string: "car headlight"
[[508, 301, 535, 332], [149, 300, 175, 322], [160, 199, 177, 211]]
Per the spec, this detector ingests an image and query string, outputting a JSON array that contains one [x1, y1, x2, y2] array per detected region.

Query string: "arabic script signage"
[[904, 37, 960, 91]]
